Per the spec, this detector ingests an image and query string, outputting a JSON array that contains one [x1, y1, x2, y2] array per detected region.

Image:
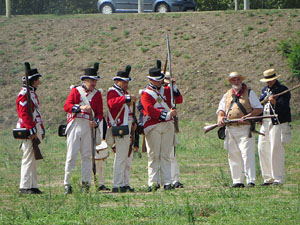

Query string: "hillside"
[[0, 9, 300, 129]]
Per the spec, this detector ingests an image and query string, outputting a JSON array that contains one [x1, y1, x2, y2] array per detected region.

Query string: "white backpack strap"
[[108, 87, 129, 126], [108, 104, 125, 126], [77, 86, 97, 118]]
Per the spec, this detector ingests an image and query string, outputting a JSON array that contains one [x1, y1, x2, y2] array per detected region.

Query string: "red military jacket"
[[64, 85, 103, 125], [141, 83, 183, 134], [107, 84, 132, 127], [16, 86, 45, 135]]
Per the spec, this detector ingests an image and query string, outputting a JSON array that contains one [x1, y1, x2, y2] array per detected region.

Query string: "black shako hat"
[[22, 62, 42, 81], [113, 65, 132, 81], [147, 60, 165, 81], [81, 62, 101, 81]]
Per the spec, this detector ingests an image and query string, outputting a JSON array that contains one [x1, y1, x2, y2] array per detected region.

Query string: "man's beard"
[[232, 84, 242, 91]]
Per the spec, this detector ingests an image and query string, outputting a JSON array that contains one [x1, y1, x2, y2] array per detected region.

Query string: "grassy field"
[[0, 120, 299, 224]]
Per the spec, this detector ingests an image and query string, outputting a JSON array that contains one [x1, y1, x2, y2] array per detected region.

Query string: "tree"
[[234, 0, 239, 10], [244, 0, 250, 10], [6, 0, 11, 17]]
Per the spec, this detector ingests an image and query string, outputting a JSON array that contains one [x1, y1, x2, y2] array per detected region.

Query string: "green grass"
[[0, 120, 299, 224]]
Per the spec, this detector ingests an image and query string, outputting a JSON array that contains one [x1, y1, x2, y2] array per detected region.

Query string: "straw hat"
[[226, 72, 246, 82], [260, 69, 280, 82]]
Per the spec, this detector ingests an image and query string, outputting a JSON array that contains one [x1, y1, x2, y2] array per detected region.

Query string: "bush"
[[280, 32, 300, 79]]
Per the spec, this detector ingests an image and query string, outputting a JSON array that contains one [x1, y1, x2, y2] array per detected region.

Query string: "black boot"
[[19, 188, 34, 194], [64, 185, 72, 195], [31, 188, 43, 194], [81, 182, 90, 193], [98, 185, 110, 191]]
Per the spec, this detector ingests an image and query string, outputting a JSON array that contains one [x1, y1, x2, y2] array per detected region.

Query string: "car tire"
[[101, 3, 114, 14], [155, 3, 169, 13]]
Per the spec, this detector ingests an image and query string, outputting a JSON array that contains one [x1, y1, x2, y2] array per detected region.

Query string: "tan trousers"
[[113, 123, 132, 188], [20, 124, 42, 189], [258, 120, 285, 183], [170, 146, 180, 184], [96, 160, 105, 186], [64, 118, 92, 185], [146, 121, 174, 186], [225, 125, 256, 184]]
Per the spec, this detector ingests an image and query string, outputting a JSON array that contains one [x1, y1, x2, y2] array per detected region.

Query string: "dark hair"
[[23, 76, 39, 86]]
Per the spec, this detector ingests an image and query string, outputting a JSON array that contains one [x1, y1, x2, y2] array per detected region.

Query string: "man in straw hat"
[[258, 69, 291, 186], [107, 65, 137, 193], [217, 72, 262, 188], [141, 60, 183, 191], [63, 63, 103, 194], [17, 62, 45, 194]]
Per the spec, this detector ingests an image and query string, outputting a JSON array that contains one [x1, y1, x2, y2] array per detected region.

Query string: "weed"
[[248, 12, 255, 17], [140, 47, 149, 53], [136, 41, 143, 47], [74, 45, 89, 53], [46, 43, 57, 52], [109, 26, 117, 31], [183, 34, 190, 41], [0, 50, 4, 56], [123, 30, 129, 37], [184, 54, 190, 59], [247, 26, 254, 31], [112, 37, 121, 42], [174, 50, 181, 57], [258, 28, 268, 34]]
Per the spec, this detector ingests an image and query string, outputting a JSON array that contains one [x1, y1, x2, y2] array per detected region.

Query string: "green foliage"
[[279, 32, 300, 78]]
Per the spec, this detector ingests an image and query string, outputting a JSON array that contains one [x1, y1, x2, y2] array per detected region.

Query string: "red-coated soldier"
[[16, 62, 45, 194]]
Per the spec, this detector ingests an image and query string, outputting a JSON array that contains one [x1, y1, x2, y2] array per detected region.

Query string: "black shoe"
[[125, 185, 134, 192], [98, 185, 110, 191], [173, 182, 184, 188], [164, 184, 174, 190], [231, 183, 245, 188], [31, 188, 43, 194], [246, 183, 255, 188], [81, 182, 90, 193], [260, 182, 273, 186], [112, 187, 119, 193], [120, 186, 127, 193], [19, 188, 34, 194], [64, 185, 72, 195], [148, 184, 160, 192]]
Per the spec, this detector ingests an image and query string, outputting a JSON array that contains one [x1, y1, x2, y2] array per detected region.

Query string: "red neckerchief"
[[232, 84, 246, 97]]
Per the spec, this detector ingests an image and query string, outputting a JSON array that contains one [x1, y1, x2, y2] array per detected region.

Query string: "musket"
[[260, 84, 300, 105], [90, 112, 97, 188], [166, 34, 179, 133], [24, 62, 43, 160], [128, 102, 137, 157], [203, 115, 277, 134]]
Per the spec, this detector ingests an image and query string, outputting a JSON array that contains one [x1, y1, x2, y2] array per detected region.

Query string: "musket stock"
[[203, 115, 277, 134]]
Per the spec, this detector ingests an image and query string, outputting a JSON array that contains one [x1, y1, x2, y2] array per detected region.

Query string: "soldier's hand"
[[269, 95, 277, 105], [171, 78, 176, 84], [90, 121, 97, 128], [170, 108, 177, 117], [80, 105, 92, 112], [42, 134, 45, 140], [131, 122, 137, 131], [217, 116, 226, 126], [134, 146, 139, 152], [28, 133, 37, 140], [130, 94, 136, 102]]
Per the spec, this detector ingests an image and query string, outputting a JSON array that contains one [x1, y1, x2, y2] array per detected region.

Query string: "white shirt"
[[216, 90, 262, 114]]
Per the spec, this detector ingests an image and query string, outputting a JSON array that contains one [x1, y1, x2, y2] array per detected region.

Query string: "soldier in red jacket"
[[107, 65, 137, 193], [63, 63, 103, 194], [141, 60, 183, 191], [16, 63, 45, 194]]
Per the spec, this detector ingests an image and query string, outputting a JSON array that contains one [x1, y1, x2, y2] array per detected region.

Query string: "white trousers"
[[64, 118, 92, 185], [170, 146, 180, 184], [258, 120, 285, 183], [146, 121, 174, 186], [113, 123, 132, 188], [20, 124, 42, 189], [96, 160, 105, 186], [225, 125, 256, 184]]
